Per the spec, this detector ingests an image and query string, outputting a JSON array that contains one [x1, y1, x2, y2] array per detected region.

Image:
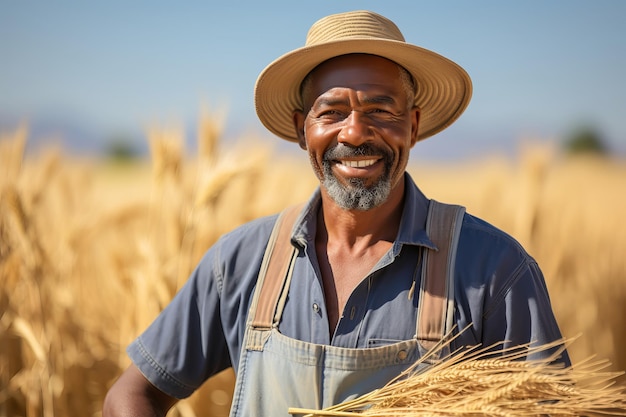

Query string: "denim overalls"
[[228, 201, 465, 417]]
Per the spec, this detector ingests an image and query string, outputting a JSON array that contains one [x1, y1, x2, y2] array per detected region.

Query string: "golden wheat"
[[288, 338, 626, 416], [1, 120, 625, 417]]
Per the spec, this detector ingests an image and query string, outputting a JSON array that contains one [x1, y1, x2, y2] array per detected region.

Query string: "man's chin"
[[323, 177, 391, 211]]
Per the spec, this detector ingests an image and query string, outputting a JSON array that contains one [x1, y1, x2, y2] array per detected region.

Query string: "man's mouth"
[[337, 158, 379, 168]]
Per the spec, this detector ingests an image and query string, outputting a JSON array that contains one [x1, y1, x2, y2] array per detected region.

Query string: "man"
[[104, 10, 569, 417]]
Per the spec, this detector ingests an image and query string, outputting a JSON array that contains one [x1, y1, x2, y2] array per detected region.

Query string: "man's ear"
[[293, 110, 307, 150], [410, 107, 421, 147]]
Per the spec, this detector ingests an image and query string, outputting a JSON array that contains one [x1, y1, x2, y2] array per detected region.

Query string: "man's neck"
[[314, 181, 406, 332], [318, 181, 405, 249]]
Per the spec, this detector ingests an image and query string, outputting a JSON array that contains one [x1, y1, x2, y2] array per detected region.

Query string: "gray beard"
[[318, 144, 393, 211]]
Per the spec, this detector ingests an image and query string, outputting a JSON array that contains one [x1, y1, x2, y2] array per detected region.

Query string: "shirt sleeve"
[[125, 214, 277, 399], [127, 245, 231, 399], [481, 258, 571, 366]]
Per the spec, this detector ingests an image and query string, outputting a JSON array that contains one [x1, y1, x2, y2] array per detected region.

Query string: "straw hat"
[[254, 10, 472, 143]]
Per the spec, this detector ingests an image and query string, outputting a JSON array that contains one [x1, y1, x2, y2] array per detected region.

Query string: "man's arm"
[[482, 260, 570, 366], [103, 364, 178, 417]]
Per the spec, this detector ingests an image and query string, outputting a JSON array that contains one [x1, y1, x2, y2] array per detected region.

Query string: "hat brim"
[[254, 38, 472, 142]]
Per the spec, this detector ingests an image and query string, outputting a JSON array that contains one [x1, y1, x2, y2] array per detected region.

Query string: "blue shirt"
[[128, 173, 568, 399]]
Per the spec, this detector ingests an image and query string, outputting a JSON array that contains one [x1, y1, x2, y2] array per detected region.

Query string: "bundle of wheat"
[[288, 338, 626, 417]]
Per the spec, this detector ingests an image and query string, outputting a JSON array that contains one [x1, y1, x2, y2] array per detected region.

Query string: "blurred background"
[[1, 2, 625, 417]]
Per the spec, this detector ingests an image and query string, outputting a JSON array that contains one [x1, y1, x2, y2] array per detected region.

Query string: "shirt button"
[[397, 350, 408, 361], [312, 303, 320, 313]]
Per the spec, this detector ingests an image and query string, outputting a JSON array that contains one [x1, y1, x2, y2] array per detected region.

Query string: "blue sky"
[[1, 1, 625, 160]]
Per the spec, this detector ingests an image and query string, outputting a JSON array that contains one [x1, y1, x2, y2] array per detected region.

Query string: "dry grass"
[[411, 142, 626, 380], [0, 120, 624, 417]]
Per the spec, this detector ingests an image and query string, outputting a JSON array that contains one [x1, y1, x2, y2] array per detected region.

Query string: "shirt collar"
[[395, 173, 436, 249], [291, 172, 435, 251]]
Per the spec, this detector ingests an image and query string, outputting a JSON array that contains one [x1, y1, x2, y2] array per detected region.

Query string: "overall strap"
[[416, 199, 466, 351], [251, 204, 303, 329], [250, 200, 466, 345]]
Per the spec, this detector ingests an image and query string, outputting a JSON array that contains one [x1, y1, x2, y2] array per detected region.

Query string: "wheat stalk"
[[289, 337, 626, 417], [197, 106, 225, 166]]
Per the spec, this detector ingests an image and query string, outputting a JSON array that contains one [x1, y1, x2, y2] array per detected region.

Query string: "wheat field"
[[1, 116, 625, 417]]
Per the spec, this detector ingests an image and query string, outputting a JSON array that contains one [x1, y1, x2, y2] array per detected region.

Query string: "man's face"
[[293, 54, 420, 211]]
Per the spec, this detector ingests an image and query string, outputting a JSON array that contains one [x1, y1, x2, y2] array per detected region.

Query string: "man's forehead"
[[312, 87, 400, 106], [305, 56, 405, 94], [310, 53, 403, 76]]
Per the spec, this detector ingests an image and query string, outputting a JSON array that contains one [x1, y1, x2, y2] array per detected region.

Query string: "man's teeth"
[[341, 159, 377, 168]]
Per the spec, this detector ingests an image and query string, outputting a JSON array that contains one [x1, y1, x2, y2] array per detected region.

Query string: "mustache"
[[323, 143, 390, 160]]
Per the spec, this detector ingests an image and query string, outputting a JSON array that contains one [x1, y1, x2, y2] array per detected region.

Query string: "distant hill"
[[0, 112, 148, 157]]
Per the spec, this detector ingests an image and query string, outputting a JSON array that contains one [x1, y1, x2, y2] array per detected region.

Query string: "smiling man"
[[295, 54, 418, 213], [104, 10, 569, 417]]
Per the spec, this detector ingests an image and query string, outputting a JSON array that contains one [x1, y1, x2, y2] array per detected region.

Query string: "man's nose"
[[337, 111, 371, 146]]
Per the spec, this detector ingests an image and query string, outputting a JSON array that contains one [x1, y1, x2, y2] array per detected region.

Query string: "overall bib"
[[229, 201, 465, 417]]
